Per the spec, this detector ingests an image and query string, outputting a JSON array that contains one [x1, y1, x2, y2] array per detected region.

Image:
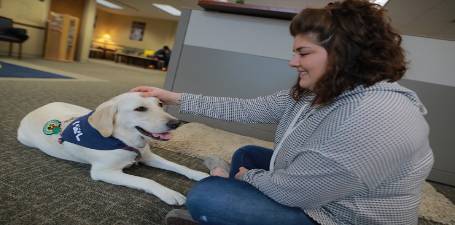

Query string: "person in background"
[[132, 0, 434, 224], [153, 45, 172, 71]]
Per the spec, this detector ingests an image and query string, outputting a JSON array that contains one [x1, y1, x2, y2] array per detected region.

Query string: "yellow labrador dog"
[[17, 92, 209, 205]]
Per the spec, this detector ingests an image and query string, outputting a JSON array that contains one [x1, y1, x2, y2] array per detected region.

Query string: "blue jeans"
[[186, 145, 318, 225]]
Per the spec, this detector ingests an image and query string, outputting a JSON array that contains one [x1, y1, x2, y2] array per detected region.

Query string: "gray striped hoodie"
[[180, 81, 433, 225]]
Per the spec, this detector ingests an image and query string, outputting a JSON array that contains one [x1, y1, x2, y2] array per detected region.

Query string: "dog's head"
[[88, 92, 181, 148]]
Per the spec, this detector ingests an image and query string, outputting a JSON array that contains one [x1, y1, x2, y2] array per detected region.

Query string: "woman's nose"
[[288, 55, 300, 67]]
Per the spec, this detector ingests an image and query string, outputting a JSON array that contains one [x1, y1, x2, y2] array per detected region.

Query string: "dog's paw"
[[160, 190, 186, 206], [188, 170, 210, 181]]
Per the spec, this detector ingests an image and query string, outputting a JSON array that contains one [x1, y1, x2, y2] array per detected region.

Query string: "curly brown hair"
[[289, 0, 407, 104]]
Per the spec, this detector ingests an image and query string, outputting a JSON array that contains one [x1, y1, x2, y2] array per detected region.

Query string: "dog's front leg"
[[141, 151, 209, 181], [90, 166, 186, 205]]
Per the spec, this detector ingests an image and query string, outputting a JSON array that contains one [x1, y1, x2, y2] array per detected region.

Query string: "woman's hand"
[[235, 167, 249, 180], [130, 86, 182, 105]]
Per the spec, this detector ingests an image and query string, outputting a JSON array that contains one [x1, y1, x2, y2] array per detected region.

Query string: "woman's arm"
[[131, 86, 293, 124], [179, 90, 292, 124]]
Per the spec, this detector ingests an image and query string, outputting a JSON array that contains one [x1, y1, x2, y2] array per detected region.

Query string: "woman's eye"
[[134, 106, 148, 112]]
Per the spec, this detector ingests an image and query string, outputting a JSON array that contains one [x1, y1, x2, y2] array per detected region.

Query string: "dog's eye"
[[158, 102, 163, 107], [134, 106, 148, 112]]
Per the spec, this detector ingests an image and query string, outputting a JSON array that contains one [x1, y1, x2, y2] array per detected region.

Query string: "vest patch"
[[43, 119, 62, 135]]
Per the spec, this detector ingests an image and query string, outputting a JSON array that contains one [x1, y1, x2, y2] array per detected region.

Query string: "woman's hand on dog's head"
[[130, 86, 182, 105]]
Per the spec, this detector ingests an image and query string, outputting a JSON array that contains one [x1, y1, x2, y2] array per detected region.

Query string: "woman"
[[133, 0, 433, 224]]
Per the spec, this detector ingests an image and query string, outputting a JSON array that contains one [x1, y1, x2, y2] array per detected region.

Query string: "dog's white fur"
[[17, 92, 209, 205]]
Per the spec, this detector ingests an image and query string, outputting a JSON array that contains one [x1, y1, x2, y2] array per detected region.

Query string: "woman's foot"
[[165, 209, 198, 225], [203, 155, 230, 178], [210, 167, 229, 177]]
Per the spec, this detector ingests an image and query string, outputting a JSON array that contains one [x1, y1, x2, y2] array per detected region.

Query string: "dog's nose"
[[166, 119, 182, 129]]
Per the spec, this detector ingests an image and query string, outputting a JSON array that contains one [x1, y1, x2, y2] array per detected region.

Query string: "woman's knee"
[[231, 145, 259, 161], [186, 177, 234, 221], [187, 177, 227, 208]]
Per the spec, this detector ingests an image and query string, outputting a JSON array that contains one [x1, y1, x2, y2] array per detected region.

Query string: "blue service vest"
[[60, 112, 127, 150]]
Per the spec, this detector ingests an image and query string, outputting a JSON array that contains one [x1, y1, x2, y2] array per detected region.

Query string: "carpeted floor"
[[0, 57, 454, 225]]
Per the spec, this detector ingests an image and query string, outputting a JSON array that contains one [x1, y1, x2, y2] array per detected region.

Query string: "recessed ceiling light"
[[371, 0, 390, 6], [96, 0, 123, 10], [153, 3, 181, 16]]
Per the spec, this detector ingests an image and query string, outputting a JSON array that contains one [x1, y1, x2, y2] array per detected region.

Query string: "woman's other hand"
[[130, 86, 182, 105], [235, 167, 249, 180]]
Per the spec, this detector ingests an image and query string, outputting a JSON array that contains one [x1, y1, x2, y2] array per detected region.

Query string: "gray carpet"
[[0, 58, 453, 225]]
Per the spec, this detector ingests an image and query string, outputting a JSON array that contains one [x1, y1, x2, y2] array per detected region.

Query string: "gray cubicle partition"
[[164, 10, 297, 141], [165, 9, 455, 186]]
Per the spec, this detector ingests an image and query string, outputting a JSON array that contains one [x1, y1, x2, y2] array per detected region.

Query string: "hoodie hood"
[[337, 81, 428, 115]]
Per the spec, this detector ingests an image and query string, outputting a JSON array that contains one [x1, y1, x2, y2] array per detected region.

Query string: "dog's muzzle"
[[135, 126, 171, 141]]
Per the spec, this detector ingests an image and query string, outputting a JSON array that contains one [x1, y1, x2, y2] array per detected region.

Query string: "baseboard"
[[0, 52, 42, 59], [428, 168, 455, 186]]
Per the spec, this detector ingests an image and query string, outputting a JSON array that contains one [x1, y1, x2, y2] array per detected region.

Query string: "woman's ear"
[[88, 100, 117, 137]]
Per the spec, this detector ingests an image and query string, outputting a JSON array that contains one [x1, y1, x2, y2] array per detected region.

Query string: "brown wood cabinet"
[[44, 12, 79, 62]]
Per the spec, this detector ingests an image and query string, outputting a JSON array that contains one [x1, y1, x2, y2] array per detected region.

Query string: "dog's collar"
[[123, 146, 142, 160]]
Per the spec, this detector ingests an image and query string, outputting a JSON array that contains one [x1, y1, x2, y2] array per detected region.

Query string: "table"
[[115, 53, 163, 68]]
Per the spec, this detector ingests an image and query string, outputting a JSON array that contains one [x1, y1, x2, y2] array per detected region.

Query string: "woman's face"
[[289, 34, 328, 91]]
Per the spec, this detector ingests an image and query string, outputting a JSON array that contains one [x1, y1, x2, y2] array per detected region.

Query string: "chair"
[[0, 16, 29, 59]]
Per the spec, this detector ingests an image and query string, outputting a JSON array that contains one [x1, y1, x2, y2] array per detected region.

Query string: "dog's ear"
[[88, 100, 117, 137]]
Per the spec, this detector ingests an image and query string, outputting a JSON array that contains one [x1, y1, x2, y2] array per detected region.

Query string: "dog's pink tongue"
[[152, 132, 171, 140]]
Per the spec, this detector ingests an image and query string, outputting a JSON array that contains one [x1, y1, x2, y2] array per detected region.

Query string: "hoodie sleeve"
[[179, 90, 292, 124]]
